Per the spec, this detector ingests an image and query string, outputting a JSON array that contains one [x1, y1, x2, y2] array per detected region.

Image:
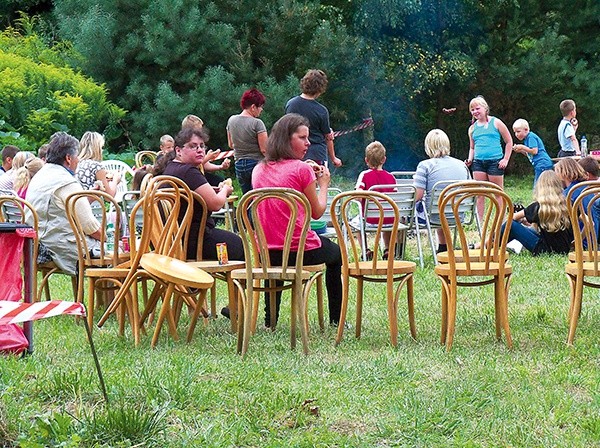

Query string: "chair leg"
[[494, 277, 502, 341], [241, 282, 253, 357], [250, 279, 261, 334], [187, 289, 208, 343], [316, 274, 325, 332], [335, 272, 350, 346], [387, 276, 398, 348], [445, 280, 458, 351], [294, 281, 309, 354], [502, 274, 513, 349], [439, 277, 449, 345], [406, 274, 416, 340], [226, 273, 238, 333], [210, 283, 217, 319], [87, 277, 96, 332], [567, 275, 584, 345], [355, 277, 364, 339], [151, 283, 178, 348]]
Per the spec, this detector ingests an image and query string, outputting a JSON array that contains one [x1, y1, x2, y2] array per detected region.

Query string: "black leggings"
[[265, 235, 342, 326], [202, 227, 244, 261]]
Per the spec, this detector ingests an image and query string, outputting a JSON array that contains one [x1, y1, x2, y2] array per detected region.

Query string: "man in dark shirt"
[[285, 69, 342, 167]]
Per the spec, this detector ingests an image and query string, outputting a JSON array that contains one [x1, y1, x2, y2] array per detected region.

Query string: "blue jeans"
[[235, 159, 259, 195], [533, 164, 553, 186], [501, 220, 540, 253]]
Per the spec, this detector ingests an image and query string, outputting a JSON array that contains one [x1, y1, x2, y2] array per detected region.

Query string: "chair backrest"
[[426, 180, 482, 227], [367, 183, 416, 227], [136, 175, 194, 262], [570, 185, 600, 268], [438, 185, 513, 272], [101, 160, 135, 201], [317, 187, 342, 225], [390, 171, 416, 182], [121, 191, 143, 237], [135, 150, 158, 168], [0, 194, 39, 252], [330, 190, 401, 271], [236, 188, 311, 276], [65, 190, 122, 269], [566, 180, 600, 211]]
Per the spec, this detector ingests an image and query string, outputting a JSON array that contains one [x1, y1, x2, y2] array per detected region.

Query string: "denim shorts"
[[472, 158, 504, 176]]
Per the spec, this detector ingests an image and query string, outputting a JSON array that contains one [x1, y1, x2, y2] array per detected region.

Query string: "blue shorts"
[[472, 158, 504, 176]]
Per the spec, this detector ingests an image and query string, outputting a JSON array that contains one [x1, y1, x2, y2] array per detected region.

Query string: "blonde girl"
[[13, 157, 44, 198], [0, 151, 35, 191], [75, 131, 121, 197], [503, 170, 572, 255], [466, 96, 513, 219]]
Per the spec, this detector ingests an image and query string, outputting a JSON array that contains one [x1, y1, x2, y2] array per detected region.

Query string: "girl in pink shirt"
[[252, 113, 342, 327]]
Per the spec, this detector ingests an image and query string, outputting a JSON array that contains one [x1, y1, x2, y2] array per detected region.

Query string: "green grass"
[[2, 174, 600, 447]]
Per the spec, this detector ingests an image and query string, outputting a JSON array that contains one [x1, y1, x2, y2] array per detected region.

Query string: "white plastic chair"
[[101, 160, 135, 202]]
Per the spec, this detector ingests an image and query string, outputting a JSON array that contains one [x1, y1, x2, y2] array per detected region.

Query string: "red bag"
[[0, 232, 29, 355]]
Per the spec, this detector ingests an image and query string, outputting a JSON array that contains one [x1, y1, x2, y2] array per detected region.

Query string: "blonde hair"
[[554, 158, 587, 183], [11, 151, 34, 170], [512, 118, 529, 131], [365, 141, 386, 168], [181, 115, 204, 129], [78, 131, 105, 160], [533, 170, 570, 233], [13, 157, 44, 191], [469, 95, 490, 114], [560, 99, 576, 117], [424, 129, 451, 158]]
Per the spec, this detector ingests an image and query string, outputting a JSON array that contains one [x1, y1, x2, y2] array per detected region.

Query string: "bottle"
[[105, 222, 115, 252], [581, 135, 588, 157]]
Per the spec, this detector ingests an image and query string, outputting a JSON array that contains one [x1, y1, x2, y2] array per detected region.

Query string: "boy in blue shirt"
[[512, 118, 553, 186]]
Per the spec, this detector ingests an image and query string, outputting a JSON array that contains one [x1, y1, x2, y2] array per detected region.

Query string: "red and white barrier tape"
[[212, 150, 234, 161], [0, 300, 86, 325]]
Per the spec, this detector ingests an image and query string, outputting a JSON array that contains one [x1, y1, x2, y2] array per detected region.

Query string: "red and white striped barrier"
[[0, 300, 86, 325], [212, 150, 235, 161], [333, 117, 374, 138]]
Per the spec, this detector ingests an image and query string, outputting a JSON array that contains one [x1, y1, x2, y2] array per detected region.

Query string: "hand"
[[464, 159, 473, 167], [203, 149, 220, 164], [221, 158, 231, 170], [113, 172, 122, 184], [512, 144, 522, 154], [219, 183, 234, 197], [331, 156, 342, 167], [498, 158, 509, 169], [317, 165, 331, 186]]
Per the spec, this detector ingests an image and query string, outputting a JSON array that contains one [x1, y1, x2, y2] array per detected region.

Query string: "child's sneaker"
[[506, 239, 523, 254]]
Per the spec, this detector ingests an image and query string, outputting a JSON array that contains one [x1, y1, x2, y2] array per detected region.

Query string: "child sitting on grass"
[[355, 141, 397, 259]]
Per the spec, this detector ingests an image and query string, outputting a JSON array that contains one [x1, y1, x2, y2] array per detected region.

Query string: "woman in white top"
[[75, 131, 121, 197]]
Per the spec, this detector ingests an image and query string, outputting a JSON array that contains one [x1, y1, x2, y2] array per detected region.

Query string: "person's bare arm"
[[304, 167, 330, 218], [496, 119, 513, 169], [257, 131, 268, 155], [195, 182, 233, 212]]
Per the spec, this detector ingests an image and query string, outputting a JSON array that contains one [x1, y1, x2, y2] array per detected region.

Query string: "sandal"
[[382, 249, 390, 260], [365, 249, 374, 261]]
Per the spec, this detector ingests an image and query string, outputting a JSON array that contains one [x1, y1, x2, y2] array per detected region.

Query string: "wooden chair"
[[65, 190, 133, 333], [330, 190, 417, 347], [231, 188, 323, 356], [186, 191, 245, 333], [564, 185, 600, 344], [566, 180, 600, 263], [434, 185, 514, 351], [135, 150, 158, 168], [98, 175, 213, 347]]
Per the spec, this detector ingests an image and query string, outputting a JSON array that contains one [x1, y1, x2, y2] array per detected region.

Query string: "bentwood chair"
[[186, 191, 245, 334], [331, 190, 417, 347], [564, 185, 600, 344], [98, 176, 213, 347], [434, 185, 514, 351], [566, 180, 600, 263], [65, 190, 133, 333], [231, 188, 323, 357], [135, 150, 158, 168]]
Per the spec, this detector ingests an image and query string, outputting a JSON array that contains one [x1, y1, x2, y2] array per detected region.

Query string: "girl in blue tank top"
[[465, 96, 513, 219]]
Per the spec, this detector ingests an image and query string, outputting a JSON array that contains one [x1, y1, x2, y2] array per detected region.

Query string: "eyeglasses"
[[183, 143, 207, 151]]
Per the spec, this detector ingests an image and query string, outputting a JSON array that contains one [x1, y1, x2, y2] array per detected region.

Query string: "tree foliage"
[[0, 25, 125, 151]]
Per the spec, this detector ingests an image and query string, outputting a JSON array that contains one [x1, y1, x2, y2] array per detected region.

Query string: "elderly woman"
[[162, 126, 243, 262], [226, 88, 268, 194], [413, 129, 470, 253], [26, 132, 102, 274], [75, 131, 121, 197], [252, 113, 342, 327]]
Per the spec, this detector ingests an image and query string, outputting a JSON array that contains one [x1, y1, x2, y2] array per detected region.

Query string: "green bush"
[[0, 27, 125, 152]]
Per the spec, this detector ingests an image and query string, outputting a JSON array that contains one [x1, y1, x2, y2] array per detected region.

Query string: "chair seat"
[[85, 267, 132, 278], [567, 251, 597, 263], [565, 261, 600, 276], [435, 261, 512, 276], [349, 260, 416, 276], [231, 267, 313, 281], [188, 260, 246, 273], [141, 253, 214, 289], [436, 249, 509, 264]]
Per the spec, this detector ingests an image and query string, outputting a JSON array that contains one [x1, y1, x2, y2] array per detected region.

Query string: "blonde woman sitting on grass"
[[501, 170, 572, 255]]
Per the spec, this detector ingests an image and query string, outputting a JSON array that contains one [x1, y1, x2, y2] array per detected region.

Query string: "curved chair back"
[[101, 160, 135, 201], [135, 150, 158, 168], [570, 185, 600, 268]]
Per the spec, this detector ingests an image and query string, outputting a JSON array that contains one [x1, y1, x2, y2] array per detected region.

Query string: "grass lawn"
[[2, 174, 600, 447]]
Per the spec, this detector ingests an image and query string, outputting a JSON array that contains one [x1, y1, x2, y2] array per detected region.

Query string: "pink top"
[[252, 159, 321, 251]]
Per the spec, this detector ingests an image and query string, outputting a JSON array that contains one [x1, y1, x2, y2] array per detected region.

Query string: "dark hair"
[[1, 145, 19, 162], [300, 69, 328, 96], [240, 88, 266, 110], [579, 156, 599, 178], [152, 150, 176, 175], [37, 144, 49, 160], [46, 132, 79, 165], [265, 114, 309, 162], [174, 126, 209, 148]]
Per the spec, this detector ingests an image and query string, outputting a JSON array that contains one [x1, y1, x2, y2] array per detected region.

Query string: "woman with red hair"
[[226, 88, 268, 194]]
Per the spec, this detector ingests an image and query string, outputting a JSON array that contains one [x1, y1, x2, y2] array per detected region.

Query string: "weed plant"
[[1, 175, 600, 447]]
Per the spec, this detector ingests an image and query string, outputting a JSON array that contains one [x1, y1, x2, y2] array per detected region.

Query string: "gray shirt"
[[226, 114, 267, 161]]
